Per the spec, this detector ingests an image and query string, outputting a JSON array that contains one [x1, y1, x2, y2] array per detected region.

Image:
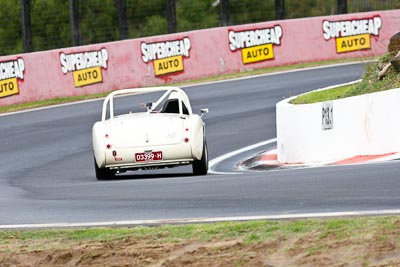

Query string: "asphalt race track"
[[1, 63, 400, 226]]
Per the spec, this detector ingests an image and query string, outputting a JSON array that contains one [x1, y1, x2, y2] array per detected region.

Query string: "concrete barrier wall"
[[1, 9, 400, 106], [276, 83, 400, 164]]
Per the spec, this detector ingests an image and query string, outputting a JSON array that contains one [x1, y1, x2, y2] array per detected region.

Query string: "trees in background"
[[0, 0, 397, 55]]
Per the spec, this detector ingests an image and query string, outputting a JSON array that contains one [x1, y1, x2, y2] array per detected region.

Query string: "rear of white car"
[[92, 87, 208, 179]]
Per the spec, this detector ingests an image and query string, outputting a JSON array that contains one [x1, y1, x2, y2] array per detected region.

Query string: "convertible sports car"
[[92, 86, 209, 180]]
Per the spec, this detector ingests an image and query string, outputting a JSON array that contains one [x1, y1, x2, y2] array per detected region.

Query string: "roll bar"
[[101, 86, 193, 121]]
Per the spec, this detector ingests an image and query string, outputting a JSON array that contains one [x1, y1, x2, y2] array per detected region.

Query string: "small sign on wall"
[[322, 101, 333, 130]]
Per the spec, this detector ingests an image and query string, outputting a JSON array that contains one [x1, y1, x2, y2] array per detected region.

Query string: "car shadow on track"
[[97, 171, 200, 181]]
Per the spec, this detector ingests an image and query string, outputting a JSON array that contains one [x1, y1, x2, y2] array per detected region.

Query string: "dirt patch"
[[1, 219, 400, 267]]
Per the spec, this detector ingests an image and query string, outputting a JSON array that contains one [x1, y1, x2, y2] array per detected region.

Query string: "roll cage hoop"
[[101, 86, 193, 122]]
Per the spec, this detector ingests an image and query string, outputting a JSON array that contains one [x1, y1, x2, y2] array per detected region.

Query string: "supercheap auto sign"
[[60, 48, 109, 87], [323, 16, 382, 53], [0, 58, 25, 98], [141, 37, 191, 76], [228, 25, 283, 64]]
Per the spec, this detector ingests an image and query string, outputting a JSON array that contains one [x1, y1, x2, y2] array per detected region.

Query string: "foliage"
[[290, 54, 400, 104], [177, 0, 218, 32], [230, 0, 274, 25], [353, 54, 400, 94], [0, 0, 399, 56], [127, 0, 165, 38], [79, 0, 118, 45], [31, 0, 71, 51], [141, 15, 168, 37], [0, 1, 23, 55]]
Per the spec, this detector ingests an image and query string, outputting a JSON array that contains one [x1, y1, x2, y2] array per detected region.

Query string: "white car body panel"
[[92, 87, 208, 176]]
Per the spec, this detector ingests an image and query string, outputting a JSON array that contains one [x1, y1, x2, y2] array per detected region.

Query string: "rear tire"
[[192, 141, 208, 176], [94, 157, 114, 180]]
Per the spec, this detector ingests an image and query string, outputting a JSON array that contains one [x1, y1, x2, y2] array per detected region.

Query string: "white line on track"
[[0, 61, 368, 117], [2, 62, 389, 229], [182, 61, 371, 89], [1, 209, 400, 229], [208, 138, 277, 174]]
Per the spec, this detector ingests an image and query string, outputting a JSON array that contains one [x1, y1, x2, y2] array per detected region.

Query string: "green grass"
[[291, 53, 400, 104], [290, 84, 357, 104], [0, 57, 372, 114], [1, 216, 398, 252]]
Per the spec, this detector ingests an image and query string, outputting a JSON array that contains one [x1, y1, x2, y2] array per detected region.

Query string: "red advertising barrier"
[[1, 10, 399, 106]]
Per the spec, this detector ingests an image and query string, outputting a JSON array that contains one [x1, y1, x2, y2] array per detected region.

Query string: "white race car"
[[92, 87, 209, 180]]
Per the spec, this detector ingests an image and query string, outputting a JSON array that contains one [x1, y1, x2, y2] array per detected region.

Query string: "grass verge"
[[291, 53, 400, 104], [0, 216, 397, 251], [0, 216, 399, 266]]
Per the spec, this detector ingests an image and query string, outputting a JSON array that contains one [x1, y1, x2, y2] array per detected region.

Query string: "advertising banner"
[[1, 10, 399, 107]]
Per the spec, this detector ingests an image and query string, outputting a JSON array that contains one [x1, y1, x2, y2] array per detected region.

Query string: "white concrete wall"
[[276, 82, 400, 164]]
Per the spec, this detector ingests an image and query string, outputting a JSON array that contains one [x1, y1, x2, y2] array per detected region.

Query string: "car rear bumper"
[[102, 143, 193, 169], [107, 159, 193, 170]]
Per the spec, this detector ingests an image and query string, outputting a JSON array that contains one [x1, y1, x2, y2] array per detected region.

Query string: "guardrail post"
[[220, 0, 230, 26], [337, 0, 348, 14], [116, 0, 128, 40], [69, 0, 80, 46], [21, 0, 33, 52], [275, 0, 285, 20], [166, 0, 177, 33]]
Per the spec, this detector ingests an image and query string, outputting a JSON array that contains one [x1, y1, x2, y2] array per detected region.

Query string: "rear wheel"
[[94, 157, 115, 180], [192, 141, 208, 175]]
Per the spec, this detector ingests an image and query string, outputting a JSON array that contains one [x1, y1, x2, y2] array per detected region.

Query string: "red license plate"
[[135, 151, 163, 162]]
